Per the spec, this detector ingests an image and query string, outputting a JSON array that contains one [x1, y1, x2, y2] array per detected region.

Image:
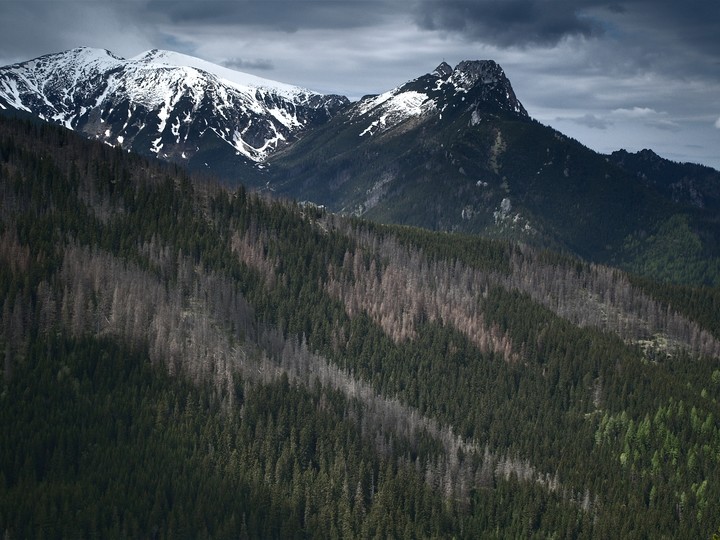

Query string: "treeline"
[[1, 115, 719, 538]]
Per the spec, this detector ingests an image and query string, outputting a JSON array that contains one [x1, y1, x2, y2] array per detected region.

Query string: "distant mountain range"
[[2, 47, 719, 285]]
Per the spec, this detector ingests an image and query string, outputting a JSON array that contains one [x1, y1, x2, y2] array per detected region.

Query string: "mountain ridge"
[[2, 48, 719, 285], [0, 47, 349, 166]]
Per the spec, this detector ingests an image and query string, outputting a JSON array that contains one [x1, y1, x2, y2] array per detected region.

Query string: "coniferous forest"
[[1, 115, 719, 538]]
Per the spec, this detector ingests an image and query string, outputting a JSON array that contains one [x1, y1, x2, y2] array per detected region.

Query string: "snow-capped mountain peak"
[[353, 59, 527, 137], [0, 47, 123, 117], [0, 47, 349, 168]]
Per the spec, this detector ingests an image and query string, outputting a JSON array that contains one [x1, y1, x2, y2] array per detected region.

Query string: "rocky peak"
[[450, 60, 505, 90], [432, 61, 453, 79], [439, 60, 528, 118], [638, 148, 661, 162]]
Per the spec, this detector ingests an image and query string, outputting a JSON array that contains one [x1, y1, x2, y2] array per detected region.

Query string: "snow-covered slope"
[[350, 60, 527, 137], [0, 47, 349, 164], [130, 49, 306, 99]]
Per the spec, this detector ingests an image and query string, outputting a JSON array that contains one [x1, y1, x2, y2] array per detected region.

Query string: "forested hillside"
[[1, 115, 719, 538]]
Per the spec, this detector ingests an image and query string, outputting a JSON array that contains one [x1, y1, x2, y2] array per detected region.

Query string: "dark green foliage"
[[620, 214, 720, 286], [609, 148, 720, 214], [629, 275, 720, 339], [355, 219, 515, 274], [1, 116, 719, 538], [0, 334, 459, 539]]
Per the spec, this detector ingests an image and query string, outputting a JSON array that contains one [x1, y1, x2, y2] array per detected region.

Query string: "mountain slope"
[[1, 115, 720, 538], [606, 149, 720, 284], [264, 61, 720, 285], [610, 148, 720, 212], [264, 62, 639, 247], [2, 50, 719, 285], [0, 47, 348, 175], [266, 61, 528, 216]]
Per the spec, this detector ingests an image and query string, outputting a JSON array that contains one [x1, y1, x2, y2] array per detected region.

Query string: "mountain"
[[604, 149, 720, 284], [2, 50, 719, 286], [1, 115, 720, 537], [609, 148, 720, 212], [262, 61, 720, 285], [0, 47, 348, 174], [266, 59, 531, 214]]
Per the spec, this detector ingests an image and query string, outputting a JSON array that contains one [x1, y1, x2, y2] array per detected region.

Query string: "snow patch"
[[500, 198, 512, 214], [493, 197, 534, 234], [0, 79, 31, 112], [358, 90, 434, 136], [171, 116, 181, 142]]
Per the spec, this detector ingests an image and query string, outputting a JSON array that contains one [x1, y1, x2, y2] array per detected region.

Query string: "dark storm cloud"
[[414, 0, 604, 47], [144, 0, 401, 31], [414, 0, 720, 67], [4, 1, 718, 73], [641, 1, 720, 55], [586, 0, 720, 76]]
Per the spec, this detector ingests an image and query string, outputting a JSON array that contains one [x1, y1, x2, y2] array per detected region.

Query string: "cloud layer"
[[415, 0, 603, 47]]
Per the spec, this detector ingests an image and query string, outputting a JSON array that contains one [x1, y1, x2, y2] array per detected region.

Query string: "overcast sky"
[[1, 0, 719, 169]]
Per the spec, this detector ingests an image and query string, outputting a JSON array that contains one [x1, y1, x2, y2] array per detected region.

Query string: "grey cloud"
[[413, 0, 720, 82], [611, 107, 681, 132], [586, 1, 720, 81], [144, 0, 400, 31], [414, 0, 605, 47], [605, 4, 626, 14], [647, 120, 681, 132], [625, 1, 720, 58], [222, 57, 274, 71], [611, 107, 659, 119], [569, 114, 612, 130], [0, 1, 154, 63]]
